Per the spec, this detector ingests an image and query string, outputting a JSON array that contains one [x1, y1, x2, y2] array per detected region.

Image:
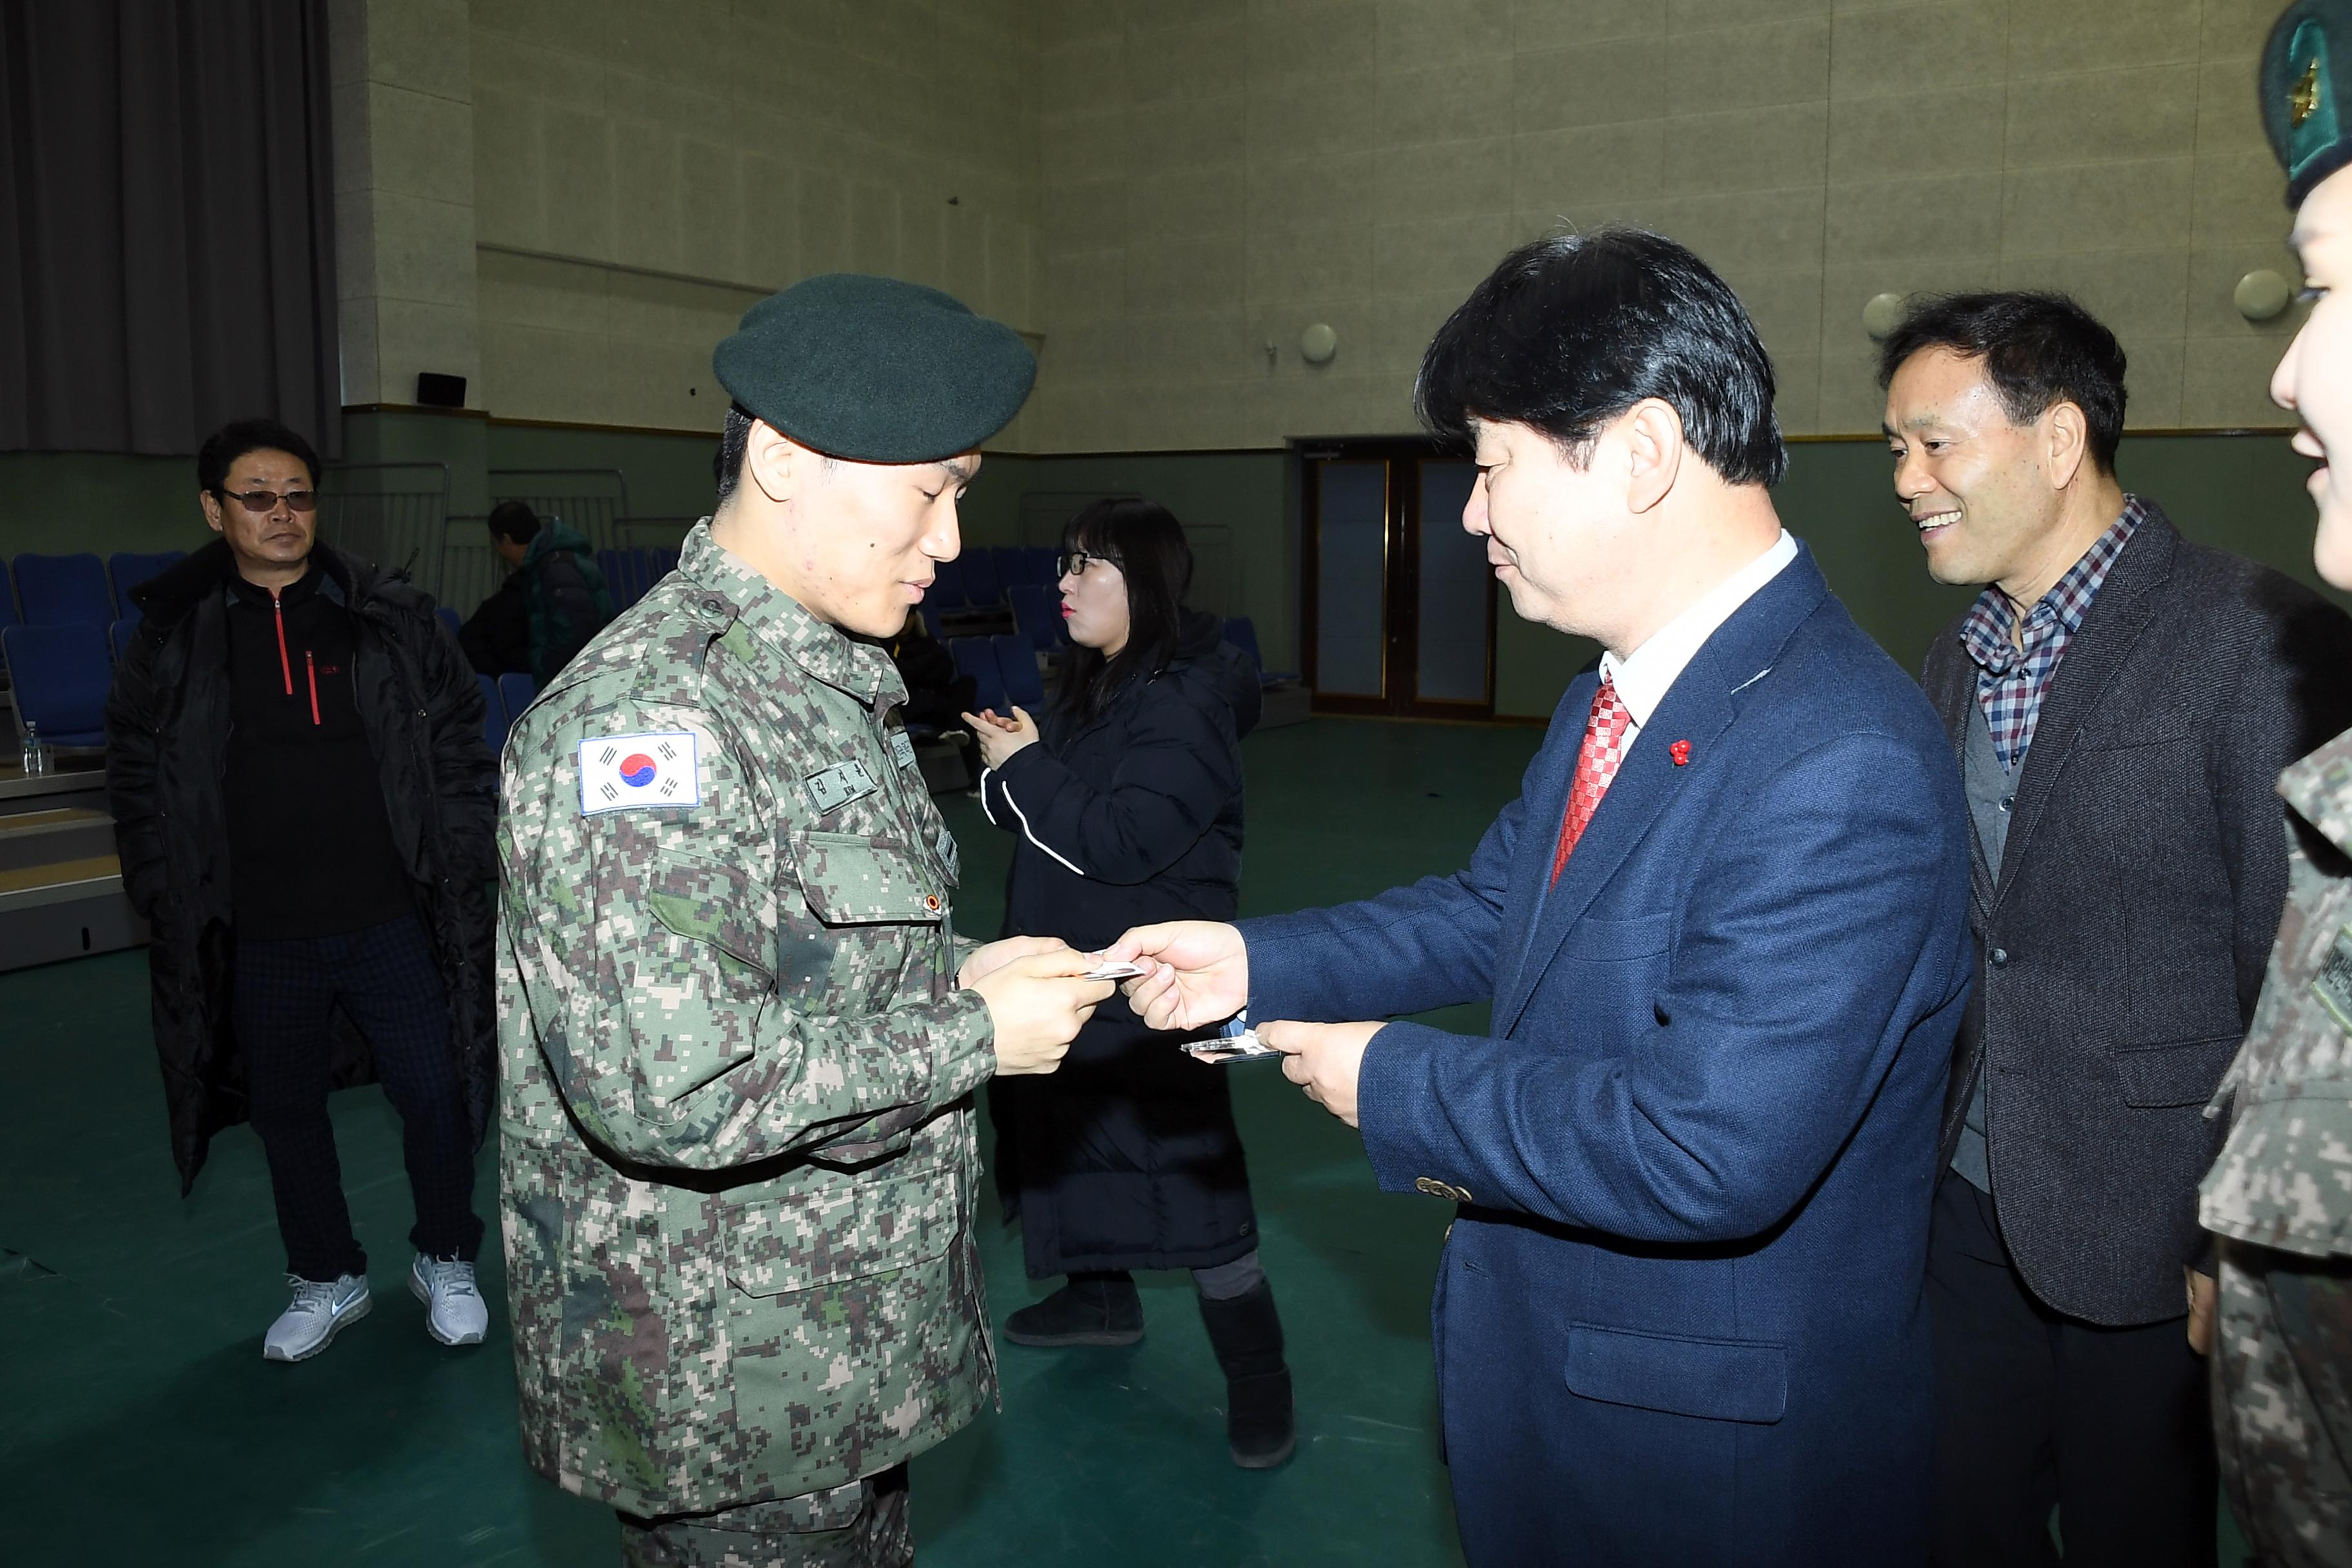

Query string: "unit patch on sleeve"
[[2311, 925, 2352, 1034], [805, 759, 879, 815], [579, 732, 701, 814]]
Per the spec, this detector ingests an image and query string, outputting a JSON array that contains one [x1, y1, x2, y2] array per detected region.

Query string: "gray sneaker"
[[262, 1273, 371, 1362], [410, 1253, 488, 1347]]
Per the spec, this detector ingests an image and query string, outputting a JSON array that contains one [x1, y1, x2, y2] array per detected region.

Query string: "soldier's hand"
[[973, 949, 1114, 1075], [1102, 921, 1249, 1033], [959, 934, 1068, 990], [2186, 1266, 2217, 1357]]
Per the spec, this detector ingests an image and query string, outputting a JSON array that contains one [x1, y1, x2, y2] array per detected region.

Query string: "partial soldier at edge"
[[495, 274, 1112, 1567], [2207, 9, 2352, 1565]]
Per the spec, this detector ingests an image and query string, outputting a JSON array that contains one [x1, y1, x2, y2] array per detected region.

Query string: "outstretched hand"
[[1102, 921, 1250, 1033]]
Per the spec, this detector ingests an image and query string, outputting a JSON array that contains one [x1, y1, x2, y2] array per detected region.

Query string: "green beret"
[[712, 274, 1035, 463], [2264, 1, 2352, 206]]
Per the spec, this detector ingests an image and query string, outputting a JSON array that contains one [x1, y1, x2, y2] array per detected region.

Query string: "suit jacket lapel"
[[1924, 647, 1999, 923], [1991, 512, 2177, 906], [1493, 669, 1594, 1015], [1494, 548, 1829, 1036]]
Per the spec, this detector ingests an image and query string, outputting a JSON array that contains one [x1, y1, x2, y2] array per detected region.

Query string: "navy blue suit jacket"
[[1244, 548, 1973, 1566]]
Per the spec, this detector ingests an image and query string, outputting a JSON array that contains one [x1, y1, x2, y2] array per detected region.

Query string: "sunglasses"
[[215, 487, 318, 514], [1055, 550, 1119, 579]]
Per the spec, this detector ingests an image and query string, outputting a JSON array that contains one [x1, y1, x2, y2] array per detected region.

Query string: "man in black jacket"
[[105, 418, 498, 1364], [1881, 295, 2352, 1565]]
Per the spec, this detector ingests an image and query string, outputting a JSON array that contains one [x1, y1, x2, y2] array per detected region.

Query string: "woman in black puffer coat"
[[968, 498, 1289, 1469]]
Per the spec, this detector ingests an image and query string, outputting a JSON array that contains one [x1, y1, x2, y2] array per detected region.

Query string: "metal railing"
[[488, 469, 632, 551], [322, 462, 450, 593]]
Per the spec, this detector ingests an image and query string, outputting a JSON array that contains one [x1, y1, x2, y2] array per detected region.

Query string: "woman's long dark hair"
[[1054, 498, 1193, 727]]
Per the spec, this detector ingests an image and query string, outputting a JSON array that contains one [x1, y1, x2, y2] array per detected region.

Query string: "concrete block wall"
[[1030, 0, 2309, 451]]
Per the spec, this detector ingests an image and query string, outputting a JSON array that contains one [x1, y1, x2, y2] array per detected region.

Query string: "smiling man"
[[1111, 230, 1976, 1564], [495, 275, 1112, 1567], [1881, 291, 2352, 1567]]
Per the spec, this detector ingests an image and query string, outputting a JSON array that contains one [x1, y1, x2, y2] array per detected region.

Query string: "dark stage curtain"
[[0, 0, 340, 458]]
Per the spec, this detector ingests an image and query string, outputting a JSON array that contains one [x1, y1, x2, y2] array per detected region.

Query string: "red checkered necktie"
[[1552, 676, 1634, 885]]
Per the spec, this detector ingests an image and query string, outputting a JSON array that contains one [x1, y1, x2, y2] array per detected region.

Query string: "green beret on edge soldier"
[[495, 273, 1113, 1567], [2204, 8, 2352, 1563]]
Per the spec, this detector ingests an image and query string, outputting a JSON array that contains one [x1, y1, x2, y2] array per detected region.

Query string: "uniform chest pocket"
[[789, 832, 948, 1012]]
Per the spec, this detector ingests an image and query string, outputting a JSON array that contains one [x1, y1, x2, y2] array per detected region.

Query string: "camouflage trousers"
[[2215, 1240, 2352, 1567], [617, 1465, 912, 1568]]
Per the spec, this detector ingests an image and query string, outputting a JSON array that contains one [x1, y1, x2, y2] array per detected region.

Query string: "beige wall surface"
[[467, 0, 1044, 438], [1030, 0, 2308, 453]]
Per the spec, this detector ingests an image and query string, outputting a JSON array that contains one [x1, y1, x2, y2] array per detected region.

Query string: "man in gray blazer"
[[1881, 291, 2352, 1567]]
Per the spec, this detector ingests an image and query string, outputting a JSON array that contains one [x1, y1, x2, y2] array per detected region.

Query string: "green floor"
[[0, 718, 2247, 1564]]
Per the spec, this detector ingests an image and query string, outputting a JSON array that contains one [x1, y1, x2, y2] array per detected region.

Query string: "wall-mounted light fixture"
[[2235, 270, 2293, 322], [1300, 323, 1338, 366], [1862, 293, 1906, 340]]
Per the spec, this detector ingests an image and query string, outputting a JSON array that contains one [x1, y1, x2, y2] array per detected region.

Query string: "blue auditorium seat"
[[1008, 583, 1064, 652], [960, 548, 1002, 605], [14, 553, 113, 627], [930, 556, 967, 609], [1025, 545, 1058, 585], [1222, 616, 1298, 685], [991, 545, 1037, 589], [992, 633, 1045, 710], [109, 618, 139, 663], [497, 672, 536, 731], [436, 605, 462, 637], [107, 551, 184, 618], [478, 673, 508, 751], [949, 636, 1007, 714], [3, 623, 111, 745], [918, 606, 947, 643]]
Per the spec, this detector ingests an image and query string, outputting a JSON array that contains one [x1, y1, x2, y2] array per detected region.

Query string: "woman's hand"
[[961, 705, 1040, 770]]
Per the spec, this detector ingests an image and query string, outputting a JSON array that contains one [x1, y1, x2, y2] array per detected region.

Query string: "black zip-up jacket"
[[978, 610, 1266, 1275], [105, 540, 497, 1192]]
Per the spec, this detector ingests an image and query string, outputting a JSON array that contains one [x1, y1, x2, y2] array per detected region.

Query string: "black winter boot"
[[1002, 1271, 1144, 1347], [1197, 1280, 1296, 1469]]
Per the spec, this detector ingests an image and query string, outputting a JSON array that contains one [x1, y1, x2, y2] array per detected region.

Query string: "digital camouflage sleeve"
[[2203, 728, 2352, 1257], [496, 521, 998, 1520]]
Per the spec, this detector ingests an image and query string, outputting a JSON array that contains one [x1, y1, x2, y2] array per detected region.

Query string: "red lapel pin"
[[1669, 740, 1691, 767]]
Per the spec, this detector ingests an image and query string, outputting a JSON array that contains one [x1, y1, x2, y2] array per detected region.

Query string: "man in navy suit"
[[1111, 230, 1976, 1565]]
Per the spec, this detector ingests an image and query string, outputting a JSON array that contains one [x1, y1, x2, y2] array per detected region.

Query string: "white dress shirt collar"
[[1599, 529, 1799, 729]]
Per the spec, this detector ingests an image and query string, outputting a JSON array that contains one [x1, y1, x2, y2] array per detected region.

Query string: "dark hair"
[[716, 402, 754, 503], [197, 418, 320, 495], [1054, 498, 1193, 726], [1876, 291, 2128, 475], [1415, 228, 1787, 486], [487, 500, 541, 545]]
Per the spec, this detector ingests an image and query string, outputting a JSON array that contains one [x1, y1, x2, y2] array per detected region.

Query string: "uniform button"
[[702, 598, 727, 616], [1990, 947, 2009, 968], [924, 894, 941, 913]]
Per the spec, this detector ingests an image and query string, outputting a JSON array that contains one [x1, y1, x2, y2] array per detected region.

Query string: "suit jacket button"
[[1415, 1177, 1443, 1197], [1449, 1184, 1473, 1204], [1990, 947, 2009, 968]]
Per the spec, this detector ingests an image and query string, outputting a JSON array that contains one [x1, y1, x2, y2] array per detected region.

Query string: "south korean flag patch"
[[579, 731, 701, 814]]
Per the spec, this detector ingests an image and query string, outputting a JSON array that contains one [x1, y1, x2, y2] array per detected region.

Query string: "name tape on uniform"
[[579, 732, 701, 814], [805, 760, 878, 815], [891, 730, 918, 771]]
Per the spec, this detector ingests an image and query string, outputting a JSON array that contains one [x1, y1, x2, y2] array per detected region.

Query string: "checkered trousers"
[[1959, 498, 2146, 769]]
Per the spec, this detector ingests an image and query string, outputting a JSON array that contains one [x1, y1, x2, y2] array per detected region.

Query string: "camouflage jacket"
[[495, 520, 997, 1519], [2203, 725, 2352, 1258]]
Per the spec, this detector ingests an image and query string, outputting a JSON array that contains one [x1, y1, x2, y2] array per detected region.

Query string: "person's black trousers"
[[235, 915, 482, 1282], [1928, 1172, 2217, 1567]]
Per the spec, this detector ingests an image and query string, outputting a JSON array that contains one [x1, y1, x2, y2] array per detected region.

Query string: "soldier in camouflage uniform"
[[2207, 9, 2352, 1563], [497, 275, 1112, 1566]]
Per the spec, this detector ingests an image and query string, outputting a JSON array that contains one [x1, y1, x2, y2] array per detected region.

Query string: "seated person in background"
[[456, 501, 612, 685], [964, 499, 1284, 1469]]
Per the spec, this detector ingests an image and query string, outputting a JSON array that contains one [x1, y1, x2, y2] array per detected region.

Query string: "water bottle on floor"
[[20, 720, 43, 776]]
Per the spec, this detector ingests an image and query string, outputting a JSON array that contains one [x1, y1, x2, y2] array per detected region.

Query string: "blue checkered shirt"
[[1959, 497, 2146, 770]]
